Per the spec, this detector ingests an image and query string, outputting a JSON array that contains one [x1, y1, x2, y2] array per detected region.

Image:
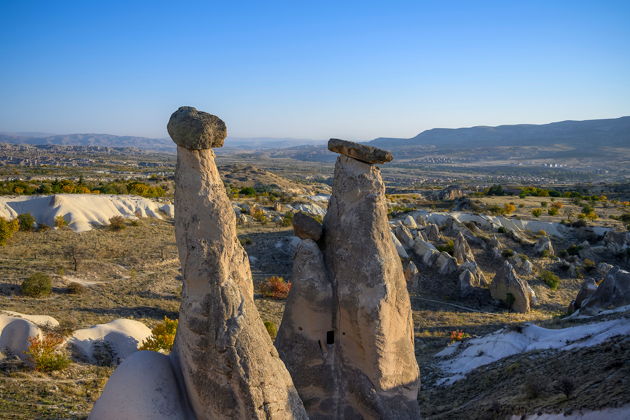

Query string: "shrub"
[[67, 282, 86, 294], [540, 270, 560, 290], [583, 258, 596, 272], [139, 317, 178, 353], [551, 201, 564, 210], [239, 187, 256, 196], [260, 276, 292, 299], [540, 201, 547, 207], [449, 330, 470, 343], [548, 207, 559, 216], [436, 240, 455, 256], [503, 203, 516, 214], [0, 216, 19, 245], [54, 216, 67, 228], [18, 213, 36, 231], [497, 226, 507, 234], [264, 321, 278, 339], [555, 376, 575, 398], [566, 244, 582, 256], [502, 248, 514, 259], [22, 273, 52, 298], [524, 376, 545, 399], [25, 333, 71, 372], [279, 211, 293, 227], [239, 236, 253, 246], [108, 216, 126, 231], [531, 208, 543, 218], [251, 207, 268, 224]]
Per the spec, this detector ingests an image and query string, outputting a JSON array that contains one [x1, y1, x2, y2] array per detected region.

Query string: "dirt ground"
[[0, 217, 628, 419]]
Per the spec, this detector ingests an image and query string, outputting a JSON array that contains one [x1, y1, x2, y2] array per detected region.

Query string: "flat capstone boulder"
[[328, 138, 393, 164]]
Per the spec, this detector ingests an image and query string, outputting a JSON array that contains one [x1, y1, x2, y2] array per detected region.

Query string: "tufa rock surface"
[[292, 212, 323, 241], [453, 231, 475, 264], [275, 239, 336, 418], [328, 138, 393, 164], [323, 155, 420, 418], [167, 106, 227, 149], [279, 153, 420, 419], [490, 261, 532, 313], [578, 267, 630, 315], [170, 137, 307, 419]]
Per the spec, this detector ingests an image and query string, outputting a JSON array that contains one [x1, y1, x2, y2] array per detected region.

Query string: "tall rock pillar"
[[168, 106, 307, 420], [277, 138, 420, 419]]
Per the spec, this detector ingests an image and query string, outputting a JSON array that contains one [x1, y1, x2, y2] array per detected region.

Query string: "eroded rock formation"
[[490, 261, 532, 313], [277, 140, 421, 419], [169, 107, 306, 419], [91, 107, 307, 420]]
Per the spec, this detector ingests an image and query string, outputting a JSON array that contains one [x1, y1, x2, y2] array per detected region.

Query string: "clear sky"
[[1, 0, 629, 140]]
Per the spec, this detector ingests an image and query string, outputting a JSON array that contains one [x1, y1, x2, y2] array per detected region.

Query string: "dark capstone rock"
[[292, 212, 323, 241], [167, 106, 227, 149], [328, 138, 393, 164]]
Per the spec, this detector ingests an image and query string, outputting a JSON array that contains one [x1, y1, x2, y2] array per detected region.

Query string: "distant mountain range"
[[368, 116, 630, 149], [2, 117, 628, 157], [0, 132, 326, 153]]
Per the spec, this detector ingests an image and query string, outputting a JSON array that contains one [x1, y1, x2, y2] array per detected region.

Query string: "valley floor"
[[0, 219, 628, 419]]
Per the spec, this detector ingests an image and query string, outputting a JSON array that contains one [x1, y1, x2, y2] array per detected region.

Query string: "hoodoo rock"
[[324, 153, 420, 418], [169, 108, 306, 419], [92, 108, 308, 420], [292, 211, 323, 241], [328, 138, 393, 164], [279, 140, 420, 419], [490, 261, 532, 313]]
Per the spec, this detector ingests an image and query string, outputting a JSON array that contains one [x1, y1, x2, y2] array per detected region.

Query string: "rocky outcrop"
[[413, 238, 440, 265], [578, 267, 630, 315], [93, 107, 307, 420], [568, 278, 598, 313], [402, 214, 418, 229], [453, 232, 475, 264], [490, 261, 532, 313], [328, 138, 393, 164], [275, 240, 335, 418], [458, 261, 487, 295], [279, 141, 420, 419], [292, 212, 323, 241], [394, 224, 415, 249], [436, 251, 458, 275], [534, 236, 555, 257], [403, 260, 420, 290], [169, 107, 306, 419], [391, 232, 410, 259], [425, 223, 441, 242]]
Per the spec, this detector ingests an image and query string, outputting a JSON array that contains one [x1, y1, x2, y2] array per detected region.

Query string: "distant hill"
[[369, 116, 630, 149], [0, 133, 175, 153], [0, 132, 325, 153]]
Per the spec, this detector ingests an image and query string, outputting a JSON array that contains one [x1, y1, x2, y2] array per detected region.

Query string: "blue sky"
[[1, 1, 629, 139]]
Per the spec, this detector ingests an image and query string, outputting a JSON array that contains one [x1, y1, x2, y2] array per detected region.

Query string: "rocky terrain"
[[0, 109, 629, 419]]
